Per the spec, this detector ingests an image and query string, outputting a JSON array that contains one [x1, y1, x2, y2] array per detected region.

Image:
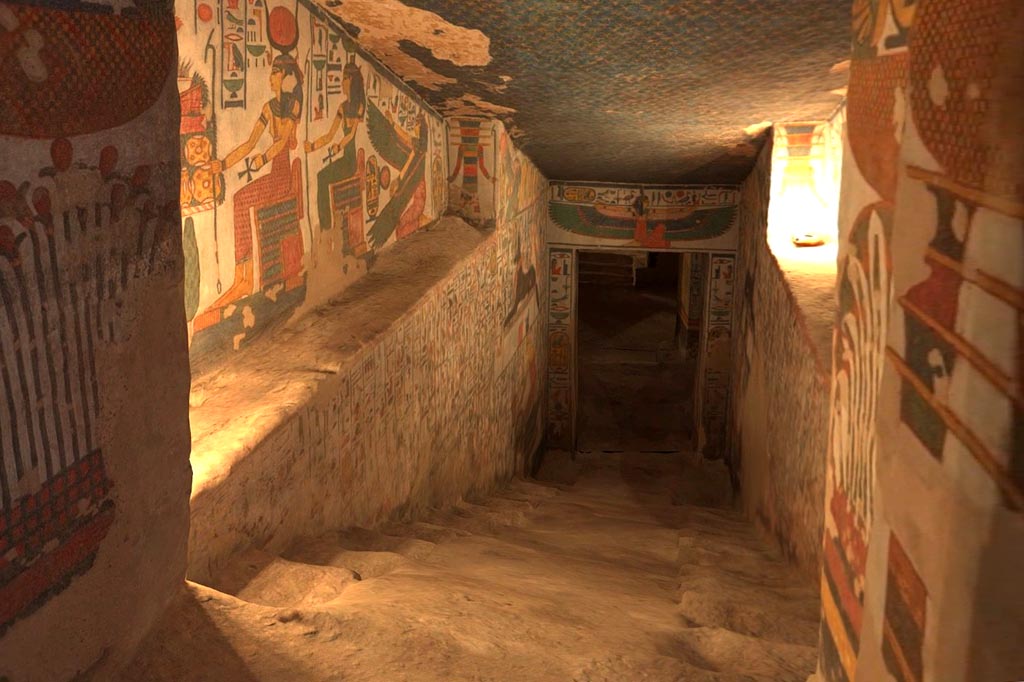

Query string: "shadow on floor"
[[577, 283, 694, 453], [119, 586, 296, 682]]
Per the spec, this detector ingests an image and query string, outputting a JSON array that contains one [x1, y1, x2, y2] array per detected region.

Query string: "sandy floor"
[[122, 450, 819, 681]]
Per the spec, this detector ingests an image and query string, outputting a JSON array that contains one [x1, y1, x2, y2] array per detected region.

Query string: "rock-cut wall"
[[188, 123, 549, 584], [731, 135, 830, 572]]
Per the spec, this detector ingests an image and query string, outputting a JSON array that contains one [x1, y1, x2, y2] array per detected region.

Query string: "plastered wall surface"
[[700, 253, 737, 460], [731, 136, 830, 572], [446, 117, 497, 227], [676, 252, 706, 361], [188, 121, 549, 583], [0, 2, 192, 679], [818, 1, 1024, 681], [544, 247, 575, 450], [175, 0, 450, 368], [176, 0, 551, 584]]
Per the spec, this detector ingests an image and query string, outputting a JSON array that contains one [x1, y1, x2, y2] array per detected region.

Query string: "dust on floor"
[[122, 452, 819, 682]]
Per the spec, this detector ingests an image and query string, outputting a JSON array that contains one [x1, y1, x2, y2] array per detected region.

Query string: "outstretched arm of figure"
[[211, 104, 269, 173], [478, 146, 491, 180], [392, 122, 413, 148], [253, 117, 295, 170], [334, 117, 361, 153], [447, 145, 464, 182], [306, 107, 344, 153], [396, 145, 416, 189]]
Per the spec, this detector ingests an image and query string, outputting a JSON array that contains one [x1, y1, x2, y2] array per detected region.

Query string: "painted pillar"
[[688, 252, 707, 352], [546, 247, 576, 451], [818, 1, 1024, 680], [697, 252, 736, 459], [677, 252, 707, 360], [0, 1, 191, 679]]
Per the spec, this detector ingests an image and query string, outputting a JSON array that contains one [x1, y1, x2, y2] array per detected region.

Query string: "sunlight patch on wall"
[[767, 109, 845, 270]]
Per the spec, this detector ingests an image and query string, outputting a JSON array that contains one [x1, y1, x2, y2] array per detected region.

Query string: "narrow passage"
[[124, 453, 819, 681]]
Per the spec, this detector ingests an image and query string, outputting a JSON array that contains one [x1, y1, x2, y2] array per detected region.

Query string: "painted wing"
[[367, 100, 411, 170], [549, 201, 737, 242], [548, 202, 637, 239], [660, 206, 738, 241]]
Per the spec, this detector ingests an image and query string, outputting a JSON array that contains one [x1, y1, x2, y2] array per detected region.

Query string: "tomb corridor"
[[1, 1, 1022, 681]]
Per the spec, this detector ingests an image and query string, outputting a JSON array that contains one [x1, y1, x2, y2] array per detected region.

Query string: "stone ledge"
[[187, 217, 487, 510], [765, 236, 836, 382]]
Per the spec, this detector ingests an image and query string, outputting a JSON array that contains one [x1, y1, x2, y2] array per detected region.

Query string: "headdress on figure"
[[270, 52, 304, 121], [414, 111, 429, 151], [342, 53, 366, 119]]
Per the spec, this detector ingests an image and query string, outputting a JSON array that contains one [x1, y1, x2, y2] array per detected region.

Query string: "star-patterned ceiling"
[[318, 0, 851, 184]]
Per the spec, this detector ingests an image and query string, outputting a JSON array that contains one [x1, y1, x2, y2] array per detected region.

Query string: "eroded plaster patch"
[[743, 120, 773, 137], [893, 85, 907, 144], [928, 64, 949, 106], [950, 200, 970, 242], [314, 0, 851, 183], [324, 0, 491, 91], [727, 141, 759, 157], [482, 76, 512, 95], [442, 93, 517, 117], [83, 0, 135, 14], [0, 6, 47, 83]]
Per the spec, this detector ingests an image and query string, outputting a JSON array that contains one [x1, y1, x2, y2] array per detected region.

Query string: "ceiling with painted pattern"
[[318, 0, 851, 184]]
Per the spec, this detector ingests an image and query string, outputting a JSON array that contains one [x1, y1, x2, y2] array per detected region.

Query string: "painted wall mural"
[[0, 2, 175, 140], [545, 248, 574, 451], [821, 1, 1024, 681], [880, 533, 926, 682], [677, 252, 707, 361], [547, 183, 740, 251], [189, 128, 550, 581], [0, 138, 148, 635], [686, 254, 706, 329], [889, 0, 1022, 512], [699, 253, 736, 460], [447, 117, 496, 227], [496, 210, 546, 461], [678, 254, 705, 325], [494, 123, 549, 460], [0, 0, 189, 669], [818, 2, 905, 677], [175, 0, 446, 363]]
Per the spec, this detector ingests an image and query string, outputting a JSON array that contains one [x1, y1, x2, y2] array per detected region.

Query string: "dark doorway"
[[576, 251, 696, 453]]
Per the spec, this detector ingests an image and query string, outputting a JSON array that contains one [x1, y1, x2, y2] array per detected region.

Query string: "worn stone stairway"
[[121, 452, 819, 682], [577, 251, 641, 287]]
